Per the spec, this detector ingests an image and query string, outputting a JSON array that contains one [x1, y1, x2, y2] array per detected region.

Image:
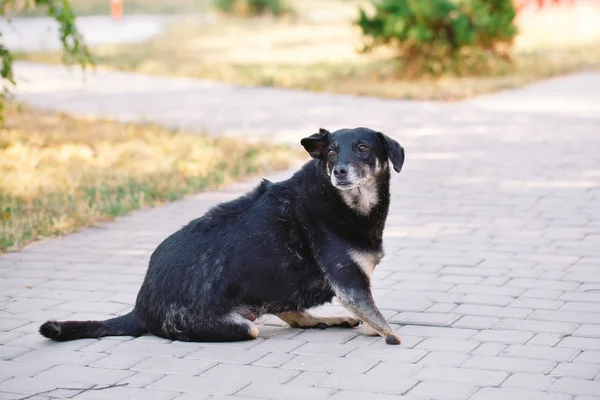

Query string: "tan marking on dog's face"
[[374, 158, 389, 174], [349, 249, 383, 278], [338, 182, 379, 215]]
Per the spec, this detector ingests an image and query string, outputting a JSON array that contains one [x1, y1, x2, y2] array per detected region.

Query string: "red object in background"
[[111, 0, 123, 21]]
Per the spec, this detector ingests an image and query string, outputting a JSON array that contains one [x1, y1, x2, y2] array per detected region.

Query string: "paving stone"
[[573, 325, 600, 339], [559, 302, 600, 313], [472, 343, 507, 356], [473, 329, 535, 345], [396, 325, 477, 339], [408, 380, 478, 400], [453, 304, 532, 319], [558, 337, 600, 351], [437, 275, 483, 284], [292, 329, 358, 344], [494, 318, 578, 334], [416, 351, 469, 367], [501, 344, 580, 362], [285, 371, 330, 387], [415, 338, 479, 353], [291, 342, 358, 357], [530, 310, 600, 325], [460, 294, 512, 306], [132, 356, 215, 375], [471, 387, 572, 400], [252, 352, 295, 367], [0, 376, 93, 396], [118, 371, 165, 388], [0, 361, 52, 381], [107, 340, 193, 358], [34, 365, 135, 385], [0, 319, 30, 332], [510, 298, 564, 310], [72, 386, 180, 400], [202, 363, 299, 383], [551, 362, 600, 379], [0, 333, 23, 346], [462, 355, 557, 374], [453, 316, 499, 329], [281, 354, 378, 374], [425, 303, 458, 313], [78, 339, 123, 353], [147, 375, 247, 396], [575, 351, 600, 364], [237, 382, 336, 400], [13, 348, 107, 367], [0, 347, 31, 361], [389, 312, 460, 327], [414, 366, 508, 386], [170, 394, 211, 400], [449, 284, 523, 297], [521, 289, 565, 299], [344, 343, 427, 363], [90, 353, 149, 370], [185, 346, 267, 364], [327, 390, 421, 400], [249, 338, 305, 353], [550, 378, 600, 396], [502, 373, 557, 390], [367, 361, 424, 377], [528, 333, 565, 347], [561, 292, 600, 303], [315, 373, 417, 395], [506, 279, 580, 291]]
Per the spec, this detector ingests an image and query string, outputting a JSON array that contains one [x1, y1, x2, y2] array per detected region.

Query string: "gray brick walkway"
[[2, 64, 600, 399]]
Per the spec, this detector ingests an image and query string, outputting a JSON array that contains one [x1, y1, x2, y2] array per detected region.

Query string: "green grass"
[[0, 103, 301, 253]]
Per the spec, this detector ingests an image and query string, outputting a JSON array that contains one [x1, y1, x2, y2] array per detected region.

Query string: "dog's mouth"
[[332, 178, 364, 191]]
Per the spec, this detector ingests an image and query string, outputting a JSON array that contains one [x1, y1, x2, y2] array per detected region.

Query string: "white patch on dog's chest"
[[339, 184, 379, 215], [349, 249, 383, 278]]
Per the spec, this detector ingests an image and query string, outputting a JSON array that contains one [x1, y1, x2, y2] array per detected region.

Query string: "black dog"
[[40, 127, 405, 345]]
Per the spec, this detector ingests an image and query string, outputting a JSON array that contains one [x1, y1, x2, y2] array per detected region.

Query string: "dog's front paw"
[[385, 333, 402, 345]]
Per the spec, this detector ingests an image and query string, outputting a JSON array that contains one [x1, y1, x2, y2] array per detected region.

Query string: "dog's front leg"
[[332, 283, 401, 345], [320, 255, 401, 344]]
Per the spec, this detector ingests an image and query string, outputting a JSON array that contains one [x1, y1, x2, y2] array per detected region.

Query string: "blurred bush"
[[355, 0, 518, 77], [213, 0, 291, 17]]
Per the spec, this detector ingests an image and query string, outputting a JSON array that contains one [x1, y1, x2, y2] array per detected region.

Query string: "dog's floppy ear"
[[377, 132, 405, 173], [301, 128, 330, 159]]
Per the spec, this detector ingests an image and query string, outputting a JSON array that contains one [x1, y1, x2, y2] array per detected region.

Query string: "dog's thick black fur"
[[40, 127, 405, 345]]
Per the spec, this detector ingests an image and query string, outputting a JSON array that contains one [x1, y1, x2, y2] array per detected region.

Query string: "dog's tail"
[[39, 311, 147, 342]]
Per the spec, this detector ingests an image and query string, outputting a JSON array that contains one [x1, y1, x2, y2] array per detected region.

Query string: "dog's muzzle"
[[331, 165, 363, 190]]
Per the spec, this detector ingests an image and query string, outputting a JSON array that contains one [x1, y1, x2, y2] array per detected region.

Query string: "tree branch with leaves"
[[0, 0, 93, 121]]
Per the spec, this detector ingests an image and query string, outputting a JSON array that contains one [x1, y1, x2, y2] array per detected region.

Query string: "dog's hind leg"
[[166, 312, 259, 342], [277, 311, 361, 330]]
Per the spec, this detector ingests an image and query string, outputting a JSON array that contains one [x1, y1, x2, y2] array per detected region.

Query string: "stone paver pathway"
[[2, 64, 600, 399]]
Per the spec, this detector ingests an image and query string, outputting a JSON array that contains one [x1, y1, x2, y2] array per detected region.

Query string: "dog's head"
[[301, 127, 405, 190]]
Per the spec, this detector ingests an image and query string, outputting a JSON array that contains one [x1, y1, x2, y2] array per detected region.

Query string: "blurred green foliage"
[[355, 0, 518, 77], [212, 0, 291, 17]]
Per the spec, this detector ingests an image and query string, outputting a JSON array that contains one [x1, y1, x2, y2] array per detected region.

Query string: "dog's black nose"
[[333, 166, 348, 177]]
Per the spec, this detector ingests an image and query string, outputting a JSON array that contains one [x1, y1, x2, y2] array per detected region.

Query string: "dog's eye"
[[327, 149, 336, 157], [358, 144, 369, 153]]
